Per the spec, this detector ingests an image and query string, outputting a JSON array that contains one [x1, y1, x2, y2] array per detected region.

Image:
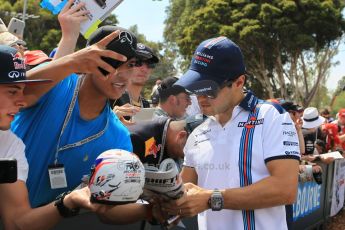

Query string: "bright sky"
[[114, 0, 169, 42], [115, 0, 345, 91]]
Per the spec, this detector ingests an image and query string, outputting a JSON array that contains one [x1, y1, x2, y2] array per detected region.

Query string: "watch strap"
[[213, 189, 222, 196], [54, 191, 80, 218]]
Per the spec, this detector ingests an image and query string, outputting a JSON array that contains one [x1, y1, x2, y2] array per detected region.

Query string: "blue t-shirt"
[[11, 74, 132, 207]]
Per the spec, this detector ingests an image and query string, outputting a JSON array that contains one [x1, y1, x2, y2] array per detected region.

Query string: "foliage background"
[[1, 0, 345, 112]]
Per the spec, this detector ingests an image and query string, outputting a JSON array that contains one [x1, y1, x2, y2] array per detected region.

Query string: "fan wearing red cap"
[[334, 108, 345, 129], [330, 108, 345, 150]]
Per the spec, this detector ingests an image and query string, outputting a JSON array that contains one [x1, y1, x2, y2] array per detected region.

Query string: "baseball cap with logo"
[[175, 36, 246, 96], [0, 45, 51, 84], [87, 25, 152, 60], [24, 50, 51, 66], [136, 43, 159, 63]]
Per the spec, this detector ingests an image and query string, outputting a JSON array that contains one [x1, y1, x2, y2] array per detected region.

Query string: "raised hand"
[[64, 30, 127, 79], [54, 0, 89, 60], [58, 0, 89, 42]]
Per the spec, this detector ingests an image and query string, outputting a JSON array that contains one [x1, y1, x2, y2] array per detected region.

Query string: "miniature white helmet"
[[89, 149, 145, 204], [144, 158, 184, 200]]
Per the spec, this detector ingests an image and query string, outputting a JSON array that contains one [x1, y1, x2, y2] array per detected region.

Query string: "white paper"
[[321, 151, 344, 160], [43, 0, 124, 38], [330, 159, 345, 216], [74, 0, 124, 38]]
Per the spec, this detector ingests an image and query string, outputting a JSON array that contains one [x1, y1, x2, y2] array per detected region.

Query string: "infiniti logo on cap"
[[8, 71, 20, 79]]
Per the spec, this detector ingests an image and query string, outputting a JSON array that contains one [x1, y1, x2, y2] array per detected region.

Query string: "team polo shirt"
[[11, 74, 132, 207], [183, 92, 300, 230]]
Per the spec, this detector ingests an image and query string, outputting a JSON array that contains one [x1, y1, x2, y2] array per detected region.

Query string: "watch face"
[[210, 190, 223, 211], [213, 197, 223, 208]]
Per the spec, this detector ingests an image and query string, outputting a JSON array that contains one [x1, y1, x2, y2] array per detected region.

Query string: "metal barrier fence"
[[291, 162, 331, 230]]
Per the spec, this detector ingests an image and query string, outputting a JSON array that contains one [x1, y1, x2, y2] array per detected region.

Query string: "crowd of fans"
[[268, 99, 345, 185], [0, 1, 344, 230]]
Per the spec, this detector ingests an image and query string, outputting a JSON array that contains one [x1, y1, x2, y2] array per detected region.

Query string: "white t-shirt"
[[184, 98, 300, 230], [0, 130, 28, 182]]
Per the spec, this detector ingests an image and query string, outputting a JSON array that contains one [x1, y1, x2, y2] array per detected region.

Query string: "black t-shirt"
[[303, 130, 316, 155], [109, 92, 150, 121], [129, 117, 170, 166], [109, 92, 150, 109], [302, 127, 327, 155]]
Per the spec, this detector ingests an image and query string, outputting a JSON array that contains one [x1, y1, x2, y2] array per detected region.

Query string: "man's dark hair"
[[158, 77, 188, 103]]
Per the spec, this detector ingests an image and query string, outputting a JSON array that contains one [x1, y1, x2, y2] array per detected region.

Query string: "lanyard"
[[54, 76, 109, 164], [157, 118, 171, 166]]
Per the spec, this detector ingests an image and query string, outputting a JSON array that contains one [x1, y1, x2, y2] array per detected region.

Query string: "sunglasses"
[[198, 80, 234, 99], [127, 59, 156, 69]]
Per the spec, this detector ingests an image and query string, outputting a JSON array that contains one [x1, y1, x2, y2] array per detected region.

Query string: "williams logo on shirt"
[[283, 131, 296, 137], [283, 141, 299, 146], [145, 137, 161, 159], [285, 151, 299, 155], [282, 122, 293, 126], [238, 118, 264, 129]]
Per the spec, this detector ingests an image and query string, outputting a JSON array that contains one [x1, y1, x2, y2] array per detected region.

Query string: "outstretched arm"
[[24, 31, 127, 107], [96, 203, 150, 225], [0, 182, 92, 230]]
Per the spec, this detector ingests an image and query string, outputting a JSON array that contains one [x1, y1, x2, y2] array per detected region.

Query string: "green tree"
[[332, 90, 345, 114], [330, 75, 345, 112], [1, 0, 59, 52], [309, 83, 331, 109], [164, 0, 345, 106], [0, 0, 118, 53]]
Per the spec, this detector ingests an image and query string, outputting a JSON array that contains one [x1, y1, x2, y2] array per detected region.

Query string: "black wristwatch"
[[208, 189, 224, 211], [54, 191, 80, 218]]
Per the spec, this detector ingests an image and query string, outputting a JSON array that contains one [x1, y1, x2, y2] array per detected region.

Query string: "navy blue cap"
[[0, 45, 50, 85], [175, 36, 246, 95]]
